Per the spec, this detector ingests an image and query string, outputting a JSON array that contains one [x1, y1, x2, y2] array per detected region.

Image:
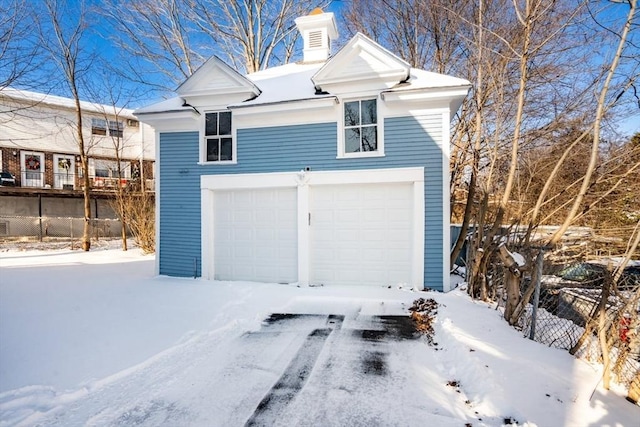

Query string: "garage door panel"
[[280, 212, 297, 223], [362, 248, 384, 261], [214, 188, 297, 283], [337, 248, 360, 260], [362, 208, 386, 222], [311, 183, 413, 287], [335, 210, 360, 223], [361, 230, 385, 242], [388, 248, 411, 261], [277, 229, 297, 241], [255, 228, 275, 241]]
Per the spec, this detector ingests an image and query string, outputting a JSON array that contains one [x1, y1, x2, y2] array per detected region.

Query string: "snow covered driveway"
[[1, 247, 638, 426]]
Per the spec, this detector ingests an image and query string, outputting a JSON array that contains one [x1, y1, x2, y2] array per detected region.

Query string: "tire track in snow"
[[245, 315, 343, 426]]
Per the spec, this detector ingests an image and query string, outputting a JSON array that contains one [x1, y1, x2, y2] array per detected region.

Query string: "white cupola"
[[294, 8, 339, 63]]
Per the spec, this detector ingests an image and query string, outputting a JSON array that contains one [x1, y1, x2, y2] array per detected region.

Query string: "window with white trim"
[[90, 158, 131, 179], [108, 120, 124, 138], [92, 118, 124, 138], [92, 118, 107, 136], [344, 99, 378, 153], [205, 111, 233, 162]]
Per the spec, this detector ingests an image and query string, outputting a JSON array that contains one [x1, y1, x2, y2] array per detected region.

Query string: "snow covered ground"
[[0, 246, 638, 426]]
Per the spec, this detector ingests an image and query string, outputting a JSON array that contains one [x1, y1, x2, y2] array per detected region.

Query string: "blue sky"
[[7, 0, 639, 137]]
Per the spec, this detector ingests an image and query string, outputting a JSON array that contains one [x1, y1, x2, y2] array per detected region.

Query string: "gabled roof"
[[312, 33, 411, 90], [175, 56, 261, 98]]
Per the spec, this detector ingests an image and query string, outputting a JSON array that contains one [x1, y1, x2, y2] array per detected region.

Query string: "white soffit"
[[176, 55, 261, 99], [134, 96, 200, 130], [312, 33, 410, 90]]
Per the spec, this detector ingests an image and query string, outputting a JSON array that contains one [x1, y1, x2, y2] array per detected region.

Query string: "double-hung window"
[[108, 120, 124, 138], [205, 111, 233, 162], [344, 99, 378, 154], [92, 118, 107, 136], [91, 118, 124, 138]]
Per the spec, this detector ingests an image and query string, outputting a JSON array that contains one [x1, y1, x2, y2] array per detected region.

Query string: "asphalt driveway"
[[244, 312, 419, 426], [26, 302, 471, 427]]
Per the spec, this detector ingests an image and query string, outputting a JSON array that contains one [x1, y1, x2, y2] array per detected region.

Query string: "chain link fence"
[[0, 215, 125, 247], [490, 255, 640, 397]]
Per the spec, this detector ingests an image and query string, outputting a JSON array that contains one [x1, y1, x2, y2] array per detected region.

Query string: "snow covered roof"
[[135, 62, 471, 115], [0, 87, 136, 118], [231, 62, 334, 108], [133, 96, 190, 115], [393, 68, 472, 91]]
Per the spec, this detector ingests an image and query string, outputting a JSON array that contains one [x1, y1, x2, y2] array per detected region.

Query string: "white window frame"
[[108, 120, 124, 138], [91, 118, 124, 138], [337, 96, 384, 159], [91, 118, 107, 136], [201, 110, 236, 165], [89, 158, 131, 179]]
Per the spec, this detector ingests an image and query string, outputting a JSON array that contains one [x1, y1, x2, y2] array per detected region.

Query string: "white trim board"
[[200, 167, 426, 288]]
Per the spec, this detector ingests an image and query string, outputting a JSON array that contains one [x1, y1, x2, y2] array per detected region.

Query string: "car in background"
[[541, 261, 640, 290], [620, 265, 640, 290], [0, 171, 16, 186], [539, 261, 639, 327]]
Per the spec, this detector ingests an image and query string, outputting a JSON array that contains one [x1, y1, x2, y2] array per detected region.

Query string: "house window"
[[90, 159, 131, 179], [109, 120, 124, 138], [344, 99, 378, 153], [91, 118, 124, 138], [205, 111, 233, 162], [92, 118, 107, 136]]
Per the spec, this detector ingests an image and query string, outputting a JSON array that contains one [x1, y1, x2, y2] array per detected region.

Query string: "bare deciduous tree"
[[37, 0, 93, 251], [189, 0, 327, 73], [548, 0, 638, 245], [0, 0, 40, 89], [99, 0, 327, 97], [99, 0, 201, 92]]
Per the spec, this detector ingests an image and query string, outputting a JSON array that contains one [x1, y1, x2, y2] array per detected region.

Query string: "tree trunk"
[[497, 244, 521, 323], [451, 0, 483, 267], [116, 154, 127, 251], [73, 95, 91, 252]]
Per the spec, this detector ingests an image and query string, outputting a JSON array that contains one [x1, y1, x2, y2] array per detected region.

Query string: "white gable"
[[312, 33, 410, 92], [176, 56, 261, 99]]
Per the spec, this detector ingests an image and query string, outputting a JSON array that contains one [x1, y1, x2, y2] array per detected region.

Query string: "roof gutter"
[[228, 95, 339, 110]]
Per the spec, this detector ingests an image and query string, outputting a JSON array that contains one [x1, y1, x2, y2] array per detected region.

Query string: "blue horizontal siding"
[[159, 131, 201, 278], [158, 115, 447, 290], [385, 115, 445, 291]]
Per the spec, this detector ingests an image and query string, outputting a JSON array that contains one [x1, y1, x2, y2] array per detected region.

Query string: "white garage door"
[[310, 183, 413, 287], [214, 188, 297, 283]]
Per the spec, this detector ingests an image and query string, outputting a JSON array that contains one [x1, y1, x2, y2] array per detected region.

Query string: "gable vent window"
[[308, 30, 323, 48]]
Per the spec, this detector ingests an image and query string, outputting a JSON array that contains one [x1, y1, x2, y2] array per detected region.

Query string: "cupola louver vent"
[[295, 9, 338, 63], [309, 30, 323, 48]]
